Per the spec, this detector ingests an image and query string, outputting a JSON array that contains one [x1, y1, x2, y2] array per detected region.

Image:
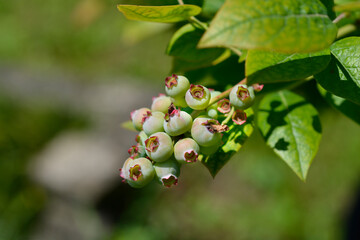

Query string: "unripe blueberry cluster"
[[120, 74, 262, 188]]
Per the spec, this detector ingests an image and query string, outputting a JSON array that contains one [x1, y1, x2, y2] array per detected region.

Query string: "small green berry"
[[191, 117, 228, 147], [229, 84, 255, 110], [154, 158, 180, 188], [121, 157, 155, 188], [206, 91, 221, 118], [135, 131, 148, 146], [185, 84, 211, 110], [171, 96, 188, 108], [165, 74, 190, 98], [151, 94, 172, 114], [142, 111, 165, 135], [174, 138, 200, 163], [163, 104, 192, 136], [145, 132, 173, 162], [131, 107, 150, 131]]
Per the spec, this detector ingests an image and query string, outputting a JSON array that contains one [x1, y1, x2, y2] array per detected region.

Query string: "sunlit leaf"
[[199, 0, 337, 53], [257, 90, 322, 181], [117, 4, 202, 23]]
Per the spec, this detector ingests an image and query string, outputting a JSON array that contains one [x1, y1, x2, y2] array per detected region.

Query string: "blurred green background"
[[0, 0, 359, 239]]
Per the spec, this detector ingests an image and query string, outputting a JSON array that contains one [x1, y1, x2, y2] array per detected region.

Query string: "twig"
[[333, 12, 350, 24]]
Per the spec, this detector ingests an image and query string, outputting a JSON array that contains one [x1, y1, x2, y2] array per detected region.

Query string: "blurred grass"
[[0, 93, 89, 239], [0, 0, 173, 83]]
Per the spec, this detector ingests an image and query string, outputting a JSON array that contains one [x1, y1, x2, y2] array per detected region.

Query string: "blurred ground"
[[0, 1, 360, 240]]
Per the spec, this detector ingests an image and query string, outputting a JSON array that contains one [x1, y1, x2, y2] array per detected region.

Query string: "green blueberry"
[[163, 108, 192, 136], [154, 158, 180, 188], [145, 132, 174, 162], [191, 117, 223, 147], [151, 94, 172, 114], [165, 74, 190, 98], [135, 131, 148, 146], [121, 157, 155, 188], [229, 84, 255, 110], [185, 84, 211, 110], [171, 96, 188, 108], [131, 107, 150, 131], [142, 111, 165, 135], [174, 138, 200, 163]]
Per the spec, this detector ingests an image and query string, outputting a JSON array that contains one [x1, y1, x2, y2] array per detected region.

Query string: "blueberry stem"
[[221, 106, 235, 125]]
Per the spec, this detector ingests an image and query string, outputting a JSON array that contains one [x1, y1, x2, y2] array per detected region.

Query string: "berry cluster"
[[120, 74, 261, 188]]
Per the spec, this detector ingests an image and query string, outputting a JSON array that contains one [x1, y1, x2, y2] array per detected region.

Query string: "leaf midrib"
[[279, 91, 304, 179]]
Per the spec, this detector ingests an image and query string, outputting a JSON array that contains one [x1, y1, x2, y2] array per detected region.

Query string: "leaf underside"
[[246, 49, 331, 84], [317, 84, 360, 125], [315, 37, 360, 105], [257, 90, 322, 181]]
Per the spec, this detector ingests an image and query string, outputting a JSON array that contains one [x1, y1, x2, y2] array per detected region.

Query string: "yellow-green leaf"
[[117, 4, 202, 23], [257, 91, 322, 181], [199, 0, 337, 53]]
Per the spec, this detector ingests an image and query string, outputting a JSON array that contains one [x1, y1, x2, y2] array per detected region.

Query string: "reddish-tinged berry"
[[121, 157, 155, 188], [131, 107, 150, 131], [174, 138, 200, 164], [151, 94, 172, 114], [142, 111, 165, 135], [145, 132, 173, 162], [252, 83, 264, 92]]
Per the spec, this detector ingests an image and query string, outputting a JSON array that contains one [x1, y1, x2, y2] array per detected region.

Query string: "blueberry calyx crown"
[[165, 74, 178, 89], [164, 103, 180, 122], [129, 164, 142, 181], [162, 174, 178, 188], [189, 84, 206, 99], [236, 85, 250, 101], [145, 136, 159, 152], [217, 99, 231, 113], [202, 119, 229, 133], [232, 110, 247, 125]]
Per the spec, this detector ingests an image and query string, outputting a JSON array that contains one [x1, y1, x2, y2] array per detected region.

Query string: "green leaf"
[[121, 120, 137, 132], [167, 23, 226, 63], [202, 0, 225, 18], [199, 0, 337, 53], [246, 49, 331, 84], [318, 84, 360, 124], [257, 90, 322, 181], [315, 37, 360, 105], [201, 108, 254, 177], [117, 4, 202, 23]]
